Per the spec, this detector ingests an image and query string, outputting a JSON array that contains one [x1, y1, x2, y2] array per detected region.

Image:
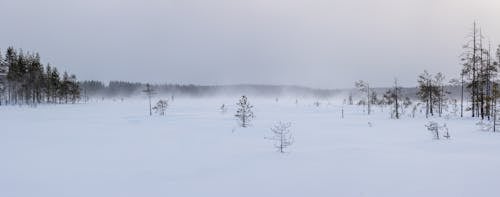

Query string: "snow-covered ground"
[[1, 97, 500, 197]]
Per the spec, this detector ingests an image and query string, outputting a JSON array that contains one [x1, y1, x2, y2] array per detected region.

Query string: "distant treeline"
[[79, 81, 349, 98], [79, 79, 465, 100], [0, 47, 80, 105]]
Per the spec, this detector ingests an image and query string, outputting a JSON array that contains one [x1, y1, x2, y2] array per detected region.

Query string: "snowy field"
[[1, 97, 500, 197]]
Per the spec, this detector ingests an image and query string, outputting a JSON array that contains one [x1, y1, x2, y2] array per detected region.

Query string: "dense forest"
[[0, 47, 80, 106]]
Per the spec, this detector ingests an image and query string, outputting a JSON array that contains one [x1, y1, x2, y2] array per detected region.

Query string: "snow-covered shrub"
[[153, 100, 168, 116], [425, 121, 450, 140], [425, 121, 440, 140], [476, 120, 494, 132]]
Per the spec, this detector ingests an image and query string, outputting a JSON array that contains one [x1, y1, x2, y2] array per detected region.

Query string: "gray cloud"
[[1, 0, 499, 88]]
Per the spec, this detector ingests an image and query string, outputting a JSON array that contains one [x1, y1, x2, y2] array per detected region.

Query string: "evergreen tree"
[[0, 47, 80, 106], [235, 95, 254, 128], [142, 84, 156, 116], [69, 74, 80, 103], [0, 50, 7, 105], [383, 79, 402, 119], [50, 67, 61, 103], [417, 70, 437, 118], [60, 71, 71, 103]]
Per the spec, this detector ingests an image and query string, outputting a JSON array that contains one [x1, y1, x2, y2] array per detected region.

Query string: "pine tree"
[[60, 71, 71, 103], [370, 91, 378, 106], [461, 22, 481, 118], [235, 95, 254, 128], [50, 67, 61, 103], [44, 65, 53, 102], [0, 50, 7, 105], [6, 47, 19, 104], [142, 84, 156, 116], [68, 74, 80, 103], [459, 24, 498, 119], [26, 53, 44, 104], [0, 48, 80, 106], [383, 78, 402, 119], [417, 71, 437, 118]]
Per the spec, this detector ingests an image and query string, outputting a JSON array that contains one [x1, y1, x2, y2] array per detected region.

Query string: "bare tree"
[[462, 21, 480, 118], [460, 21, 496, 119], [268, 121, 294, 153], [449, 78, 464, 117], [434, 72, 449, 117], [153, 99, 168, 116], [341, 106, 344, 119], [142, 84, 156, 116], [235, 95, 254, 128]]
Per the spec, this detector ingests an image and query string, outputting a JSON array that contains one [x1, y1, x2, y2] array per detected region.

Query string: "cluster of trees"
[[353, 80, 411, 119], [0, 47, 80, 105], [460, 22, 500, 120], [417, 71, 449, 118], [351, 22, 500, 124]]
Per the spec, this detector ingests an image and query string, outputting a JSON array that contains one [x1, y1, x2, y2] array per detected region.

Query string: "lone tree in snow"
[[143, 83, 156, 116], [153, 99, 168, 116], [235, 95, 254, 127], [383, 78, 405, 119], [268, 121, 294, 153], [355, 80, 371, 115], [434, 72, 450, 117]]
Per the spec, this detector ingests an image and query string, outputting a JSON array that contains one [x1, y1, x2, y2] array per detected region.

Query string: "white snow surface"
[[1, 97, 500, 197]]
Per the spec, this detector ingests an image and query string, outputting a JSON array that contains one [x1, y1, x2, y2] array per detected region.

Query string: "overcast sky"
[[1, 0, 500, 88]]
